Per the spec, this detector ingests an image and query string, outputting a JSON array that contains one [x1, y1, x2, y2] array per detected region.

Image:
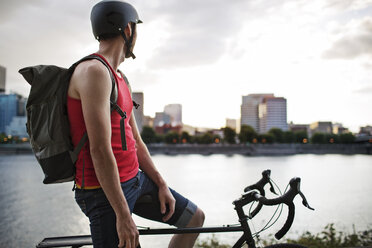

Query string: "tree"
[[283, 131, 295, 143], [258, 133, 274, 144], [239, 125, 257, 144], [339, 133, 355, 144], [141, 126, 156, 144], [223, 127, 236, 144], [195, 133, 214, 144], [311, 132, 326, 144], [164, 131, 180, 144], [294, 130, 308, 143], [268, 128, 284, 143], [180, 131, 191, 144], [325, 133, 339, 144]]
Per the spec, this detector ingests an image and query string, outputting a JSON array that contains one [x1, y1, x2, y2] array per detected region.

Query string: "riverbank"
[[2, 143, 370, 155], [148, 143, 372, 155]]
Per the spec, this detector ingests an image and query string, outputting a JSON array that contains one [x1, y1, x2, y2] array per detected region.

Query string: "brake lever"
[[269, 181, 278, 195], [299, 191, 314, 210]]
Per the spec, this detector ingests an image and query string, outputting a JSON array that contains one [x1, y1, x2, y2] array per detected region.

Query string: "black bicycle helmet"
[[91, 0, 142, 59]]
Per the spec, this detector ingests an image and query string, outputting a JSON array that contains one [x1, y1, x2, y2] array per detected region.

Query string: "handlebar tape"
[[245, 170, 271, 218], [256, 183, 297, 240], [275, 202, 295, 239]]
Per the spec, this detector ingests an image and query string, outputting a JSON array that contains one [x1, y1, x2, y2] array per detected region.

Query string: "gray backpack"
[[19, 54, 127, 184]]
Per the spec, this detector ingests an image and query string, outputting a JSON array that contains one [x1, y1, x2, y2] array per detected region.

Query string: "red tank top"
[[67, 54, 139, 188]]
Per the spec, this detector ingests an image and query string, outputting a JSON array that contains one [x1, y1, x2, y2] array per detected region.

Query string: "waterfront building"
[[310, 121, 333, 135], [289, 122, 310, 137], [0, 93, 27, 135], [241, 94, 274, 132], [0, 66, 5, 93], [0, 94, 17, 134], [132, 92, 144, 133], [153, 112, 171, 127], [359, 125, 372, 136], [226, 118, 237, 131], [258, 96, 288, 133], [5, 116, 27, 138], [182, 124, 196, 136], [164, 104, 182, 126], [332, 123, 349, 135], [143, 115, 154, 128]]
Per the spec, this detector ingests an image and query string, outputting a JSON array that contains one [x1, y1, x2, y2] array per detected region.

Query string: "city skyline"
[[1, 1, 372, 132]]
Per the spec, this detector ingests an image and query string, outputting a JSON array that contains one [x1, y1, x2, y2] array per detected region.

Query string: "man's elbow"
[[89, 142, 112, 161]]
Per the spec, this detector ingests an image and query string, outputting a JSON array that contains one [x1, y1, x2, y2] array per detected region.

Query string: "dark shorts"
[[75, 171, 197, 248]]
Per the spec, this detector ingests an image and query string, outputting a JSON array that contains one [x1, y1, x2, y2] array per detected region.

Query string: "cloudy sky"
[[1, 0, 371, 132]]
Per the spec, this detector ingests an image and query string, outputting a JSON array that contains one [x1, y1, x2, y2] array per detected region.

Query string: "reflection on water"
[[0, 154, 371, 247]]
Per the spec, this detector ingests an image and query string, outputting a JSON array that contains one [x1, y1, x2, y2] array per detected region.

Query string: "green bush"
[[196, 224, 372, 248]]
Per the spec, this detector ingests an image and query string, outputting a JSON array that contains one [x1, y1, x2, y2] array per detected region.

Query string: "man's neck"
[[97, 38, 125, 70]]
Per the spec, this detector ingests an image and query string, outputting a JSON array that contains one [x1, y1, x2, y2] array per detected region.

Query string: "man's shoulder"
[[73, 59, 109, 79], [69, 58, 112, 96]]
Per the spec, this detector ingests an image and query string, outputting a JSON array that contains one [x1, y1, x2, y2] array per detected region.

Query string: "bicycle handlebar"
[[241, 174, 314, 240], [253, 177, 314, 239]]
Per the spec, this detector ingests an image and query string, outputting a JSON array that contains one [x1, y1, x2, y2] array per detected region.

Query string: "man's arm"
[[129, 114, 176, 221], [72, 61, 138, 248]]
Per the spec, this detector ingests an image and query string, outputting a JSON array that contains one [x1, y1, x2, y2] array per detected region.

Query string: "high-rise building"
[[241, 94, 274, 132], [5, 116, 27, 138], [0, 93, 27, 134], [0, 94, 17, 133], [164, 104, 182, 126], [258, 97, 288, 133], [0, 66, 5, 93], [132, 92, 144, 133]]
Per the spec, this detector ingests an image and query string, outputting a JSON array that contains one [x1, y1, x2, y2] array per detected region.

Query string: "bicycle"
[[36, 170, 314, 248]]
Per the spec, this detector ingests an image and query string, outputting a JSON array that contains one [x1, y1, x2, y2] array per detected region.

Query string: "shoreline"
[[1, 143, 371, 155]]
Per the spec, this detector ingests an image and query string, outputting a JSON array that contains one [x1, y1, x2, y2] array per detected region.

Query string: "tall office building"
[[5, 116, 27, 138], [164, 104, 182, 126], [0, 66, 5, 93], [258, 97, 288, 133], [132, 92, 144, 133], [0, 94, 17, 133], [241, 94, 274, 132]]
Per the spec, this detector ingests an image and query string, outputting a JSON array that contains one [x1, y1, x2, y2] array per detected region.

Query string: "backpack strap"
[[117, 69, 140, 109]]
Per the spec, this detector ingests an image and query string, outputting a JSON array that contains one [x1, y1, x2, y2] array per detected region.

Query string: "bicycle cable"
[[255, 181, 285, 233], [250, 179, 287, 238]]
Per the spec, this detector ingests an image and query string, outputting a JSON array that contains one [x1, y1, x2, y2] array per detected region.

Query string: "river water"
[[0, 154, 371, 247]]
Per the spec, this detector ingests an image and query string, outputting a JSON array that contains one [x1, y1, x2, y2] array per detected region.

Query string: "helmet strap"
[[121, 23, 136, 59]]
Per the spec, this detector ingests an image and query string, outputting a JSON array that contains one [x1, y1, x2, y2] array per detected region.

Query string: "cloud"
[[353, 86, 372, 94], [322, 17, 372, 59], [0, 0, 97, 96], [142, 0, 253, 69]]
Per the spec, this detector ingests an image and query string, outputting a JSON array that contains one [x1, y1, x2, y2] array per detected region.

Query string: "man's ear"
[[124, 23, 132, 38]]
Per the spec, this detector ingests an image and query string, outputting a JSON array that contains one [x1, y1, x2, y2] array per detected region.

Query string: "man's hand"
[[158, 186, 176, 222], [116, 215, 139, 248]]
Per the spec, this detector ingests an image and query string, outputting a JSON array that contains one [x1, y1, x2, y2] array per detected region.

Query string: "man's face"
[[124, 24, 137, 58]]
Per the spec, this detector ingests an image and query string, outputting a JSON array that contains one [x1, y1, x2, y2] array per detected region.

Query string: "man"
[[67, 1, 204, 247]]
